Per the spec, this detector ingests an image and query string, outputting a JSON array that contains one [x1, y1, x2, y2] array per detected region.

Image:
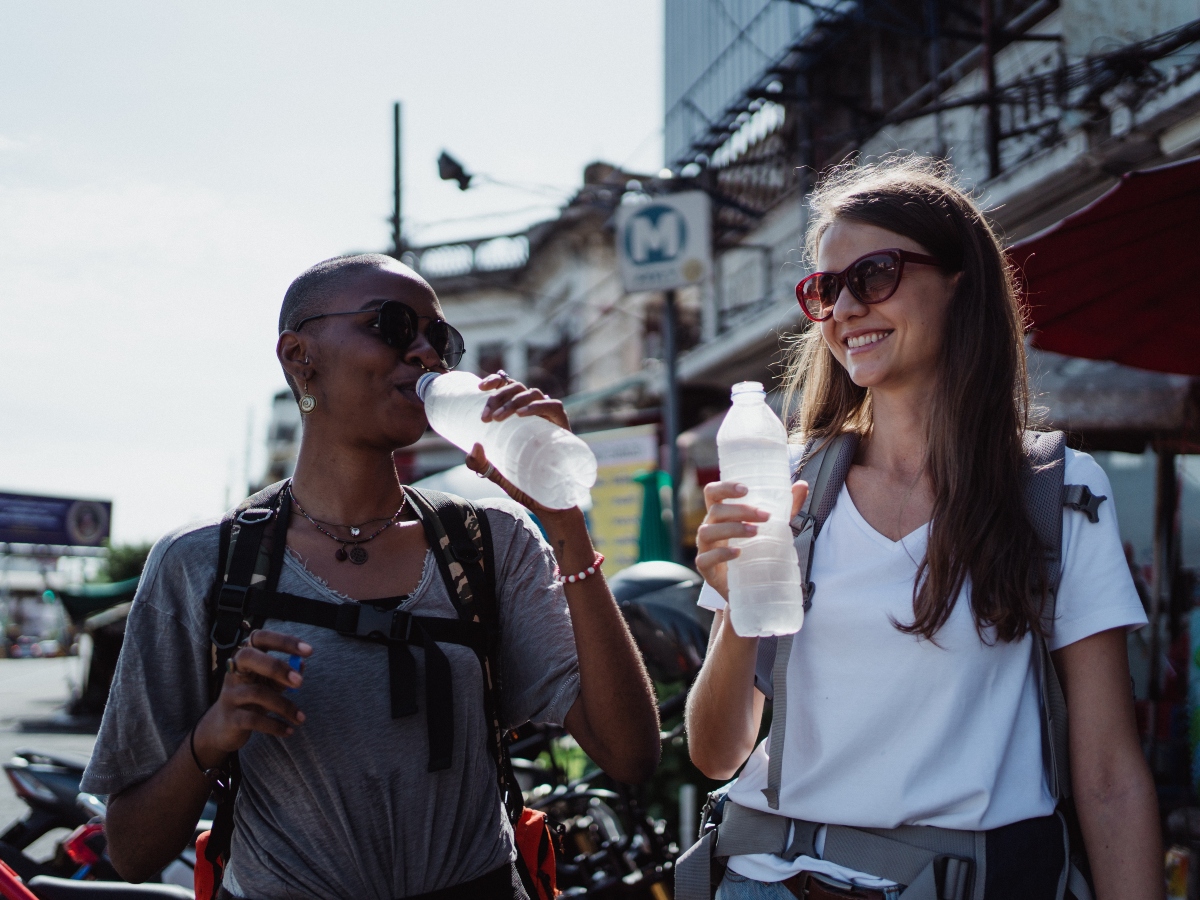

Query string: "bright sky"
[[0, 1, 663, 544]]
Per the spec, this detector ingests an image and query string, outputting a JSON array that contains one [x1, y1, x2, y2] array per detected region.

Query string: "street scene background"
[[4, 0, 1200, 896]]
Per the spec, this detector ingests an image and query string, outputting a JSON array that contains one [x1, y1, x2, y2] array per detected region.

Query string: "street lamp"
[[438, 151, 473, 191]]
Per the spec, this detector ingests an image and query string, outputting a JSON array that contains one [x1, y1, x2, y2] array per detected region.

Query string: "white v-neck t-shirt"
[[697, 448, 1146, 886]]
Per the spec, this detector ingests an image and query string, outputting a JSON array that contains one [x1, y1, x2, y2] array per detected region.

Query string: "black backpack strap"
[[205, 480, 290, 877], [404, 489, 524, 825]]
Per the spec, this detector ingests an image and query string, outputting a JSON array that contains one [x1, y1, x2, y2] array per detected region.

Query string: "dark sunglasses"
[[796, 249, 948, 323], [295, 300, 466, 370]]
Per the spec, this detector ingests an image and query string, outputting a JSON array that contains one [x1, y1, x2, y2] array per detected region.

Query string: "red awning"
[[1009, 155, 1200, 377]]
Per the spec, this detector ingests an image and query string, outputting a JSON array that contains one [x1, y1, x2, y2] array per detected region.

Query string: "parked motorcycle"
[[0, 753, 208, 892]]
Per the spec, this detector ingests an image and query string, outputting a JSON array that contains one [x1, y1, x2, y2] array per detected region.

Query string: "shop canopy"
[[1009, 155, 1200, 377]]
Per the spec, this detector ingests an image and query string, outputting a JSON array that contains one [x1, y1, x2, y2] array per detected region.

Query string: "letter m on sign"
[[627, 206, 686, 264]]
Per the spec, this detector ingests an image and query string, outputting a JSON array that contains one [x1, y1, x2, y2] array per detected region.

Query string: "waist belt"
[[676, 800, 1093, 900], [676, 800, 982, 900], [247, 591, 487, 772]]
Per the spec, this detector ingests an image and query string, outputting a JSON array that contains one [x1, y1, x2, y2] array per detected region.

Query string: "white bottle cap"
[[731, 381, 765, 397], [416, 372, 440, 402]]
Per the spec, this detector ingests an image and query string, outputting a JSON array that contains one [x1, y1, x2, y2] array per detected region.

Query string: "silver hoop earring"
[[299, 380, 317, 414]]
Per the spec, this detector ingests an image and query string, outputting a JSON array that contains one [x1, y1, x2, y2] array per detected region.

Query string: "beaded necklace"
[[288, 485, 407, 565]]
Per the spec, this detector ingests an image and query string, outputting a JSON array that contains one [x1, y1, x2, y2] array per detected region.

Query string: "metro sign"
[[616, 190, 711, 292]]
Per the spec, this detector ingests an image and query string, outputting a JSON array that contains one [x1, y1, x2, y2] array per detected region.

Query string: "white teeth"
[[846, 331, 889, 349]]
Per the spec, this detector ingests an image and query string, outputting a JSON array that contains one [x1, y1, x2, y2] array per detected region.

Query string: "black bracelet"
[[189, 725, 224, 785]]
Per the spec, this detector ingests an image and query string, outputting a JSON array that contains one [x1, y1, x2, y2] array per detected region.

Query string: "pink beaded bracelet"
[[555, 552, 605, 585]]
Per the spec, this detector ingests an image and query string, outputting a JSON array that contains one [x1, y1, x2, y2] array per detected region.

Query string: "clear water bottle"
[[716, 381, 805, 636], [416, 371, 597, 510]]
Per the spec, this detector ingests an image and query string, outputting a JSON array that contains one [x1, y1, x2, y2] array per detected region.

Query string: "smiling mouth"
[[845, 330, 892, 350]]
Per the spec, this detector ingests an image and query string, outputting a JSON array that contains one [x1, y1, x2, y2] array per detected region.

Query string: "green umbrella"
[[634, 470, 673, 563]]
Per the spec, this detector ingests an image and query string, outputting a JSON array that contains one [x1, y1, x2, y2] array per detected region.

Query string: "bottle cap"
[[731, 381, 765, 397], [416, 372, 440, 402]]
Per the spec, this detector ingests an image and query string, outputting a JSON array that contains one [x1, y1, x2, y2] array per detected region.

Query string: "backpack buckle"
[[236, 507, 275, 526], [790, 511, 816, 539], [348, 605, 412, 642]]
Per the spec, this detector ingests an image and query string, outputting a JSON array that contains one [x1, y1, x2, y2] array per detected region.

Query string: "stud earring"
[[299, 379, 317, 414]]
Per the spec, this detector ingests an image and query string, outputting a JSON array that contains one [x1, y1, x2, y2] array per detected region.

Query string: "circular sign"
[[66, 501, 109, 546]]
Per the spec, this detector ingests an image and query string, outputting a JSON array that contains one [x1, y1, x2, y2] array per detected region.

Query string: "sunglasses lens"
[[798, 274, 838, 320], [848, 253, 901, 303], [428, 321, 466, 370], [378, 302, 418, 349]]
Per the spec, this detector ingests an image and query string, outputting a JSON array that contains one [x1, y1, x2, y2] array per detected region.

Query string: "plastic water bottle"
[[416, 371, 597, 510], [716, 381, 805, 636]]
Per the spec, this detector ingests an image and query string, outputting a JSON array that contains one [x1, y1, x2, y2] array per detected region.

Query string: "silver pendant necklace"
[[288, 486, 407, 565]]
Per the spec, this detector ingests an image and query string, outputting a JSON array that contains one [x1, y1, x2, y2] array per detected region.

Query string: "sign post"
[[615, 191, 712, 562]]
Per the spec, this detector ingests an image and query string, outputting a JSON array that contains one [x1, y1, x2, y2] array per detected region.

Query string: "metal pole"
[[981, 0, 1001, 179], [663, 289, 683, 562], [392, 101, 403, 255]]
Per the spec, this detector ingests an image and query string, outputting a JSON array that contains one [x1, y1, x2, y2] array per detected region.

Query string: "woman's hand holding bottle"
[[695, 480, 808, 602]]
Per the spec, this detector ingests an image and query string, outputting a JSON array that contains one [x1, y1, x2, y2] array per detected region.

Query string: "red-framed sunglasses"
[[796, 248, 948, 323]]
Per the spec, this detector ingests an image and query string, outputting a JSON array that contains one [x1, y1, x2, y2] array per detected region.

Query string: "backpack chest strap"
[[246, 589, 487, 772]]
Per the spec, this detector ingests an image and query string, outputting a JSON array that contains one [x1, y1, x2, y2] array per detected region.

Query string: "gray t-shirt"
[[82, 497, 580, 899]]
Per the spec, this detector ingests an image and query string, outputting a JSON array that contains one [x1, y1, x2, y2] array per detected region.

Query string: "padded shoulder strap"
[[1022, 431, 1067, 622], [760, 433, 857, 810], [404, 488, 522, 822], [205, 479, 289, 874]]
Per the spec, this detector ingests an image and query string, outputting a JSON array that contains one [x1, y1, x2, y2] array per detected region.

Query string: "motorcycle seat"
[[26, 877, 192, 900]]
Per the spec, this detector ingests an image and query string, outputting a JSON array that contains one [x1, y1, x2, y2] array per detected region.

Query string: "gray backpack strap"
[[761, 432, 859, 809], [1022, 430, 1105, 804]]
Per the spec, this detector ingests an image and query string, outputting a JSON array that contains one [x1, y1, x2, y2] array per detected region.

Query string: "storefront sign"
[[581, 425, 659, 572]]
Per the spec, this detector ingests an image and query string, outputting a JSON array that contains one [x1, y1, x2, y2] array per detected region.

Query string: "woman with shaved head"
[[83, 254, 660, 899]]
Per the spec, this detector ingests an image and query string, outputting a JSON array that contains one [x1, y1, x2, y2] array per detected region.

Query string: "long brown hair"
[[782, 155, 1045, 643]]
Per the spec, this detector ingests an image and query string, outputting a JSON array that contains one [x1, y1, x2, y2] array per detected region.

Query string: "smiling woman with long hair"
[[82, 254, 660, 900], [684, 158, 1158, 900]]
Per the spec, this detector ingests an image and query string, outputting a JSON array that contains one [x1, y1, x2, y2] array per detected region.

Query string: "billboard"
[[0, 492, 112, 547], [615, 191, 712, 292]]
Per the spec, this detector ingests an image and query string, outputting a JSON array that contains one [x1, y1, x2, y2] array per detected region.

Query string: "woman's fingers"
[[464, 443, 547, 511], [464, 443, 490, 474], [705, 502, 769, 525], [243, 630, 312, 657], [231, 645, 304, 691], [480, 382, 529, 420], [698, 521, 758, 549], [227, 682, 304, 726], [695, 547, 739, 577], [791, 481, 809, 519], [513, 399, 571, 428], [703, 480, 749, 509], [478, 372, 510, 391], [231, 707, 295, 738]]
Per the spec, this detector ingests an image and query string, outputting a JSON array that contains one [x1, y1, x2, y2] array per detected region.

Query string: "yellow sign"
[[581, 425, 659, 573]]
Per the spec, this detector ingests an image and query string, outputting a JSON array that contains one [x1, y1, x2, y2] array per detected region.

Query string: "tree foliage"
[[97, 542, 153, 583]]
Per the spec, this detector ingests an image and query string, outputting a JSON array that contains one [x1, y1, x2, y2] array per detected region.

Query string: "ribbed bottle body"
[[716, 383, 805, 636], [418, 372, 597, 510]]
